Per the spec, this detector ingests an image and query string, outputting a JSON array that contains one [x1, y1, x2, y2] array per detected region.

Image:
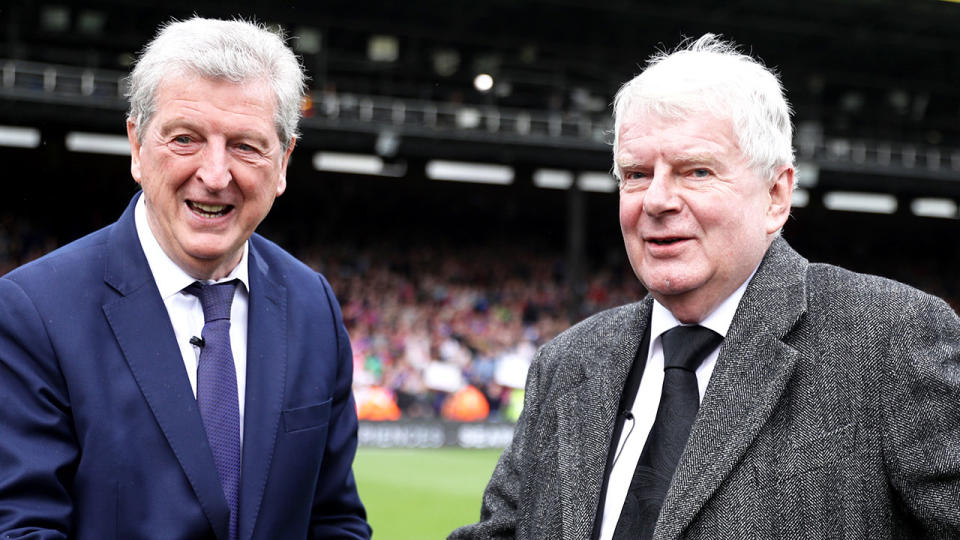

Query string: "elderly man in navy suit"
[[0, 17, 370, 539]]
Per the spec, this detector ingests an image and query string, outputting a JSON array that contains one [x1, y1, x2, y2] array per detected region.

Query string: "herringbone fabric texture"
[[448, 238, 960, 540], [186, 280, 241, 540]]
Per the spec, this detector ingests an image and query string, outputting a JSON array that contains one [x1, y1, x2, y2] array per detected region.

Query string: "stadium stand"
[[2, 1, 959, 423]]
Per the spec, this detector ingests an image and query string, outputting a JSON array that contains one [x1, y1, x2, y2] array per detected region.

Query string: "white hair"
[[126, 17, 306, 149], [612, 34, 794, 182]]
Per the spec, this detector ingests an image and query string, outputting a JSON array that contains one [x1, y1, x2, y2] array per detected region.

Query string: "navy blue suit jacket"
[[0, 194, 370, 539]]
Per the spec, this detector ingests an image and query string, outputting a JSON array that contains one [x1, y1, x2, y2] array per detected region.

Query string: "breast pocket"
[[282, 399, 332, 433]]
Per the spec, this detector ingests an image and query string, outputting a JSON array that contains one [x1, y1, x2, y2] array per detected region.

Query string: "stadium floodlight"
[[426, 160, 513, 185], [577, 172, 617, 193], [473, 73, 494, 93], [533, 169, 573, 190], [823, 191, 897, 214], [65, 132, 130, 155], [0, 126, 41, 148], [313, 151, 406, 177], [911, 198, 958, 219]]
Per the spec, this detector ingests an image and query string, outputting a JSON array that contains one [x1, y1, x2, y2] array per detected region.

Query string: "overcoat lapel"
[[237, 240, 287, 540], [101, 196, 231, 539], [655, 238, 808, 539], [555, 299, 653, 540]]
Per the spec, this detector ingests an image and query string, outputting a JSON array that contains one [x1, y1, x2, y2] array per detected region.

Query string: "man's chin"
[[647, 286, 698, 306], [644, 276, 707, 303], [639, 269, 704, 297], [175, 244, 243, 280]]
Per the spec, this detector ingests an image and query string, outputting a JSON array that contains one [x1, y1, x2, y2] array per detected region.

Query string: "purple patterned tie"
[[186, 280, 241, 540]]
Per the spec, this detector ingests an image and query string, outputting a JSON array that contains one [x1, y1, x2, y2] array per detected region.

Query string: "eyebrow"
[[616, 150, 719, 171], [158, 119, 194, 135], [615, 156, 645, 171], [666, 151, 720, 165]]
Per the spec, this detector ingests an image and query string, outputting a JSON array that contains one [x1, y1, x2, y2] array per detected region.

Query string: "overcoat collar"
[[555, 298, 653, 539], [656, 236, 808, 539]]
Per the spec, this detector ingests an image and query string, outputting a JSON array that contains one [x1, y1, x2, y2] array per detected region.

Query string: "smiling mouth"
[[187, 200, 233, 218], [648, 237, 686, 245]]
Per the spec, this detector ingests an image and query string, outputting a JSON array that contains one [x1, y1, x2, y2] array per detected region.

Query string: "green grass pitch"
[[353, 447, 504, 539]]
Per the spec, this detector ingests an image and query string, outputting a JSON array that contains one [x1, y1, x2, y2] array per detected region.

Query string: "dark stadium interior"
[[2, 0, 959, 419]]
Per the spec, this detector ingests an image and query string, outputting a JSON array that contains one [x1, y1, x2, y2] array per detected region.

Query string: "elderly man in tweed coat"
[[450, 34, 960, 540]]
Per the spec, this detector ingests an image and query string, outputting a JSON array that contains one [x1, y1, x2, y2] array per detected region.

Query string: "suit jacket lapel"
[[101, 195, 230, 539], [555, 299, 652, 540], [237, 239, 287, 540], [655, 238, 808, 540]]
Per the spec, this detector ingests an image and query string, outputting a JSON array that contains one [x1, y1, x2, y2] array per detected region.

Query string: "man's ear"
[[126, 119, 143, 184], [766, 165, 795, 235], [276, 137, 296, 196]]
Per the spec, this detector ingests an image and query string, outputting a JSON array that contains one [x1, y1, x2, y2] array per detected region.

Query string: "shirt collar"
[[650, 264, 759, 341], [134, 194, 250, 300]]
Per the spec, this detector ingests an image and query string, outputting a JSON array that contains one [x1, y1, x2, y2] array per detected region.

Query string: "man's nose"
[[196, 144, 232, 190], [642, 170, 681, 216]]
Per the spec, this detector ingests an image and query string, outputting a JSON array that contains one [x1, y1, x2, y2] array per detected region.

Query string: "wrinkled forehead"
[[154, 69, 276, 103], [614, 109, 752, 177], [147, 72, 280, 130], [617, 107, 738, 147]]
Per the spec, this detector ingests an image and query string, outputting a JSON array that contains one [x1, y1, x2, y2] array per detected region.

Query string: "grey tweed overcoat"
[[450, 238, 960, 539]]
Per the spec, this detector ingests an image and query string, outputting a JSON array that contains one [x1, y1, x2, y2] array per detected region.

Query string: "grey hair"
[[126, 17, 306, 149], [612, 34, 794, 182]]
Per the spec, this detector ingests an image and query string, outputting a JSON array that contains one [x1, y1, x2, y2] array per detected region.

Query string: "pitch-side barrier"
[[358, 420, 515, 449]]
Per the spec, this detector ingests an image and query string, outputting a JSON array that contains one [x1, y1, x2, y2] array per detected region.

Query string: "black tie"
[[612, 325, 722, 540]]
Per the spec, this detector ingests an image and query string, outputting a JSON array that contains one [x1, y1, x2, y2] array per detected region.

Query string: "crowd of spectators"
[[303, 241, 644, 421], [2, 221, 957, 422]]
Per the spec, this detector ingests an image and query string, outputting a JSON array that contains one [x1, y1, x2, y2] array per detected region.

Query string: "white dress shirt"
[[134, 196, 250, 442], [598, 269, 758, 540]]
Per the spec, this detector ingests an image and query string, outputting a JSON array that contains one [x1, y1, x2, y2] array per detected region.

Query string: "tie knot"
[[185, 280, 237, 323], [661, 325, 723, 372]]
